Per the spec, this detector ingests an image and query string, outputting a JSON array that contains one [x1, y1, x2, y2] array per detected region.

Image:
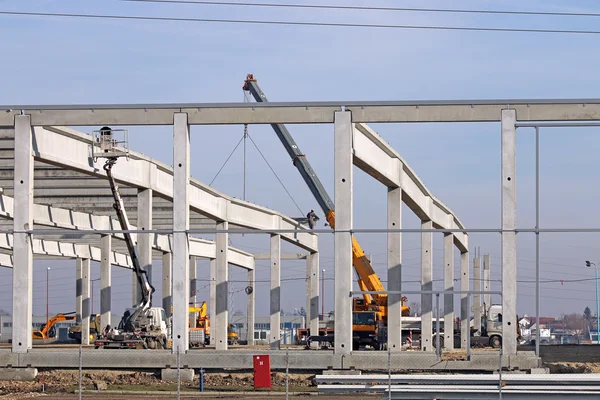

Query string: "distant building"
[[229, 315, 305, 344]]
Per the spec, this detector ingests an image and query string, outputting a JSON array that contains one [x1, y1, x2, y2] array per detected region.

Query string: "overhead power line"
[[2, 10, 600, 35], [122, 0, 600, 18]]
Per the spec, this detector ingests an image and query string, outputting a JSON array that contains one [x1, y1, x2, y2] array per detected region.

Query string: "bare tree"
[[409, 302, 421, 317]]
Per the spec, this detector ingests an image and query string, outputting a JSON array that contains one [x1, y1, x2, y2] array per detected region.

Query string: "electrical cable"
[[1, 10, 600, 35], [122, 0, 600, 18]]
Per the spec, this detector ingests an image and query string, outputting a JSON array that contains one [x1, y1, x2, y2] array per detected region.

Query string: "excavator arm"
[[33, 312, 76, 340]]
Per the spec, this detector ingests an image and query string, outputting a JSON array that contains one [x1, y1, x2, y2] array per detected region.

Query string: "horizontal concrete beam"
[[353, 124, 468, 252], [32, 127, 317, 252], [253, 252, 308, 260], [1, 100, 600, 125]]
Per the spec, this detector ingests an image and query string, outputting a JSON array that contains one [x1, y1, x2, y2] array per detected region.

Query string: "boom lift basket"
[[92, 127, 129, 161]]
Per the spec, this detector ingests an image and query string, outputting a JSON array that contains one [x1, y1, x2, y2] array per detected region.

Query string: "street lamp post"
[[321, 269, 325, 320], [585, 261, 600, 344], [46, 267, 50, 322]]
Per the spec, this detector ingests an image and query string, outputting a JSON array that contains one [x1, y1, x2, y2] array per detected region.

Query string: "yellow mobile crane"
[[243, 74, 409, 350]]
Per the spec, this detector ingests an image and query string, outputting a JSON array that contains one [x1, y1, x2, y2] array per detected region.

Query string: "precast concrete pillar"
[[460, 251, 469, 349], [387, 181, 403, 352], [189, 256, 197, 324], [473, 256, 481, 333], [247, 268, 255, 345], [443, 233, 454, 350], [172, 112, 190, 352], [270, 233, 281, 350], [421, 220, 433, 352], [333, 110, 353, 355], [209, 258, 216, 346], [501, 109, 517, 355], [137, 187, 153, 305], [76, 259, 83, 324], [81, 259, 91, 345], [215, 221, 229, 350], [163, 252, 172, 318], [12, 114, 34, 353], [308, 252, 320, 337], [483, 254, 491, 311], [100, 234, 112, 330]]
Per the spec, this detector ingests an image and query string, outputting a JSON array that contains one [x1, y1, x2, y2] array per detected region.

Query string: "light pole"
[[46, 267, 50, 322], [91, 278, 100, 315], [585, 261, 600, 344], [321, 269, 325, 320]]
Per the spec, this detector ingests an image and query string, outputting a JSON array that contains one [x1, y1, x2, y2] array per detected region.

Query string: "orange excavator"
[[243, 74, 409, 350], [33, 312, 77, 340]]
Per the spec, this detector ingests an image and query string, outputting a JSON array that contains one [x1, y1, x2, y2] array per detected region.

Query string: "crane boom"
[[243, 74, 399, 313]]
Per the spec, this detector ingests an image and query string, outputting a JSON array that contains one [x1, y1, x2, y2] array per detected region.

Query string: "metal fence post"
[[499, 347, 503, 399], [285, 348, 289, 400], [78, 343, 82, 400], [177, 345, 181, 400], [388, 344, 392, 400], [466, 294, 471, 361], [199, 368, 205, 392]]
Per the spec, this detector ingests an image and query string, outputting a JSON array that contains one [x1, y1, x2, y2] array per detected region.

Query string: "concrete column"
[[421, 220, 433, 352], [305, 257, 311, 330], [81, 259, 91, 345], [460, 251, 469, 349], [473, 256, 481, 333], [501, 109, 517, 355], [76, 259, 83, 324], [12, 115, 33, 353], [333, 110, 353, 355], [100, 234, 112, 330], [172, 112, 190, 352], [215, 220, 229, 350], [162, 252, 172, 318], [443, 233, 454, 350], [387, 183, 402, 352], [189, 256, 197, 325], [270, 234, 281, 350], [137, 188, 153, 305], [308, 252, 320, 337], [247, 269, 255, 345], [483, 254, 491, 311], [209, 258, 216, 346]]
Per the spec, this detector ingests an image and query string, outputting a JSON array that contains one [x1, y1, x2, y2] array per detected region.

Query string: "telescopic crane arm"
[[243, 75, 407, 315]]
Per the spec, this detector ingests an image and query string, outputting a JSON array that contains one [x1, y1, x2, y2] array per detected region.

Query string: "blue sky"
[[2, 0, 600, 323]]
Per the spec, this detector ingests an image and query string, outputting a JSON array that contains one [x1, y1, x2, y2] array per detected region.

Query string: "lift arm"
[[104, 158, 155, 310], [243, 74, 398, 312]]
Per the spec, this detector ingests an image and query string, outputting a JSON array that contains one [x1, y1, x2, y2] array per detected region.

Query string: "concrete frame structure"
[[4, 97, 591, 358]]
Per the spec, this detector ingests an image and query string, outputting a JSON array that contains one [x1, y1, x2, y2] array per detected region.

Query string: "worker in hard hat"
[[306, 209, 319, 229]]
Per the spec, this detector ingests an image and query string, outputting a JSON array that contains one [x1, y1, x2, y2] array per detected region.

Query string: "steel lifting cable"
[[208, 135, 245, 186], [246, 133, 304, 215]]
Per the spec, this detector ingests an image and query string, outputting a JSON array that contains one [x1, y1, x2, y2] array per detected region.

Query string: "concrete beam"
[[253, 253, 308, 260], [460, 251, 469, 350], [421, 220, 433, 352], [247, 269, 255, 346], [501, 109, 517, 355], [270, 233, 281, 350], [4, 100, 600, 125], [81, 258, 91, 345], [215, 221, 229, 350], [12, 115, 34, 353], [387, 182, 402, 352], [443, 233, 454, 350], [32, 126, 317, 252], [333, 110, 353, 355], [172, 112, 190, 352], [353, 124, 468, 252], [100, 234, 112, 330]]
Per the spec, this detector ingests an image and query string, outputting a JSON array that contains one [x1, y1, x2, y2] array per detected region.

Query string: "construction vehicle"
[[187, 302, 239, 347], [32, 312, 77, 340], [243, 75, 409, 351], [91, 127, 170, 350], [68, 314, 101, 344]]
